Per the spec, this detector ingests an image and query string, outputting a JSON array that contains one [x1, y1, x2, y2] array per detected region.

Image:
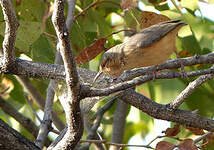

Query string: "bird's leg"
[[152, 65, 159, 80], [174, 50, 188, 78]]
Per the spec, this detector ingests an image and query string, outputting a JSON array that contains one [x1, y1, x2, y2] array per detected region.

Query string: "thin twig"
[[169, 70, 214, 109], [74, 0, 120, 20], [43, 32, 57, 39], [194, 132, 213, 144], [15, 76, 65, 131], [85, 67, 214, 97], [146, 135, 166, 146], [24, 92, 42, 123], [91, 98, 115, 132], [80, 139, 154, 149], [104, 29, 135, 39], [0, 96, 52, 146]]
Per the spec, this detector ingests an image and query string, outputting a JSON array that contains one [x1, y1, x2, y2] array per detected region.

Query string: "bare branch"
[[117, 89, 214, 132], [36, 0, 78, 147], [0, 53, 213, 81], [35, 81, 55, 148], [110, 100, 128, 150], [24, 93, 42, 123], [0, 0, 19, 66], [169, 73, 214, 109], [117, 53, 214, 82], [85, 67, 214, 97], [0, 96, 51, 146], [80, 139, 153, 149], [66, 0, 76, 30], [80, 99, 115, 150], [15, 76, 65, 131], [50, 0, 83, 149], [0, 118, 40, 150], [194, 132, 213, 144]]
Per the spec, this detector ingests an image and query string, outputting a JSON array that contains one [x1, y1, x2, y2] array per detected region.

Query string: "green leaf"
[[181, 0, 199, 11], [16, 21, 43, 53], [152, 79, 186, 104], [15, 0, 46, 22], [30, 78, 49, 99], [5, 75, 25, 104], [30, 34, 55, 63], [70, 21, 87, 52], [199, 36, 214, 51], [124, 9, 141, 31], [177, 35, 201, 54], [155, 2, 170, 11], [185, 84, 214, 117], [88, 9, 112, 37], [0, 21, 43, 53]]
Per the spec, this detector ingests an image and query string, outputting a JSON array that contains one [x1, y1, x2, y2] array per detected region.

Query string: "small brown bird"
[[94, 20, 186, 81]]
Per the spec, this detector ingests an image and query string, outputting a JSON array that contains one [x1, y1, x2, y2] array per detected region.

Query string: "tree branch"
[[110, 100, 128, 150], [0, 0, 19, 67], [49, 0, 83, 149], [36, 0, 77, 147], [117, 53, 214, 82], [35, 80, 56, 148], [0, 52, 213, 81], [0, 118, 40, 150], [85, 67, 214, 97], [0, 96, 47, 143], [117, 89, 214, 131], [169, 72, 214, 109], [15, 76, 65, 131]]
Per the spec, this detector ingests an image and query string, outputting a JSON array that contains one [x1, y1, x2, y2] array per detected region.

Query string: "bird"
[[93, 20, 187, 82]]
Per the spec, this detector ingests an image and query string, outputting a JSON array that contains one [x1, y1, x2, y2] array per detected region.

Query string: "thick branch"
[[0, 53, 213, 81], [110, 100, 128, 150], [50, 0, 83, 149], [36, 0, 78, 147], [0, 0, 19, 66], [0, 96, 51, 146], [0, 118, 40, 150], [117, 89, 214, 131]]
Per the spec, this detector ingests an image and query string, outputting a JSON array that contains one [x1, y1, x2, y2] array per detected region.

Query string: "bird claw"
[[152, 65, 158, 80]]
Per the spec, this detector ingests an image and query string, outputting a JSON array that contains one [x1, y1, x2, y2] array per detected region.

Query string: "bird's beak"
[[92, 70, 103, 85]]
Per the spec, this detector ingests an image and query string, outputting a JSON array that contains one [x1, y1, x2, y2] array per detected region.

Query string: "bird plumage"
[[98, 20, 186, 78]]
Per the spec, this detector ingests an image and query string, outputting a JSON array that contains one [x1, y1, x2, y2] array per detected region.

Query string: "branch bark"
[[0, 0, 19, 67], [117, 89, 214, 131], [0, 96, 52, 147], [0, 118, 40, 150], [110, 100, 128, 150], [15, 76, 65, 131], [169, 73, 214, 109], [0, 52, 213, 81], [49, 0, 83, 149]]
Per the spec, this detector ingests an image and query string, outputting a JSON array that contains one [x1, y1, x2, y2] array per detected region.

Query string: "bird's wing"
[[126, 20, 186, 50]]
